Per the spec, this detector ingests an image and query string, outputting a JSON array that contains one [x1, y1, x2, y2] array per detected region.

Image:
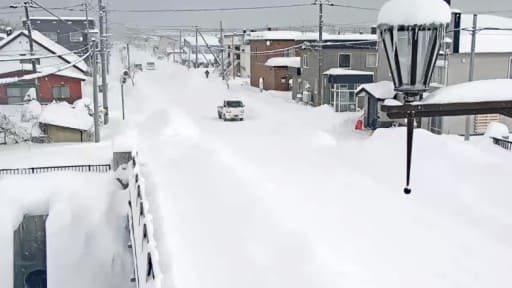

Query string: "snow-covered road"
[[109, 50, 512, 288]]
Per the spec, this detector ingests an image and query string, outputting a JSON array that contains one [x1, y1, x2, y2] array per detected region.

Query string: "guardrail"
[[491, 137, 512, 151], [118, 151, 162, 288], [0, 164, 112, 175]]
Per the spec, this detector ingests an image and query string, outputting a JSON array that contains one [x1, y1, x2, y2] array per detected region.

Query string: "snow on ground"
[[0, 172, 130, 288], [107, 47, 512, 288], [0, 142, 112, 169]]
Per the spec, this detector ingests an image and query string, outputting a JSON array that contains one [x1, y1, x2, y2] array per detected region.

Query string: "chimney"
[[6, 27, 13, 36]]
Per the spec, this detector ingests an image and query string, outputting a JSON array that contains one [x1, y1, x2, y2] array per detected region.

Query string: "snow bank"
[[485, 122, 510, 139], [22, 100, 42, 122], [0, 173, 130, 288], [39, 101, 93, 131], [265, 57, 300, 68], [421, 79, 512, 104], [378, 0, 451, 25]]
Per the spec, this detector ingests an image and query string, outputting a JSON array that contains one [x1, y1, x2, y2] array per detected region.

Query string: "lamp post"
[[377, 0, 451, 194]]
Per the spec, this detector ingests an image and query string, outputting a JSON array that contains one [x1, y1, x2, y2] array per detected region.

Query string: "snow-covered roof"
[[356, 81, 395, 99], [323, 68, 374, 75], [247, 31, 305, 40], [420, 79, 512, 104], [458, 14, 512, 53], [378, 0, 451, 25], [265, 57, 300, 68], [183, 35, 220, 46], [39, 102, 93, 131], [0, 30, 88, 74]]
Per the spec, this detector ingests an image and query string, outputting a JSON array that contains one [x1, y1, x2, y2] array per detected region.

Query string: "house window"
[[52, 86, 70, 100], [330, 83, 359, 112], [338, 53, 351, 68], [302, 55, 308, 68], [69, 32, 83, 42], [366, 53, 378, 67], [43, 31, 58, 42], [6, 86, 32, 104]]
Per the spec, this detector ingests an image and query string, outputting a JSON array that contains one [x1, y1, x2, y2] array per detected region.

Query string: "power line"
[[330, 3, 379, 11], [0, 45, 89, 61], [108, 3, 311, 13]]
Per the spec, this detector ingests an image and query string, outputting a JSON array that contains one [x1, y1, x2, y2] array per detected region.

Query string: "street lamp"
[[377, 0, 451, 194]]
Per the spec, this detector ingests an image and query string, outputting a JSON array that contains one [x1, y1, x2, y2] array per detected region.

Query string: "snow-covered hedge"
[[120, 151, 162, 288]]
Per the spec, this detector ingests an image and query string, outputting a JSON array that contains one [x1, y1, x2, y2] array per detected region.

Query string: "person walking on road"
[[205, 70, 210, 79]]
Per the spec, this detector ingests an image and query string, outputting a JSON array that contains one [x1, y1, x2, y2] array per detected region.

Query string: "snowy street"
[[108, 52, 512, 288]]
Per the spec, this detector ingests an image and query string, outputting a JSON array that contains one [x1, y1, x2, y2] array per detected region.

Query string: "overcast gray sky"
[[1, 0, 511, 31]]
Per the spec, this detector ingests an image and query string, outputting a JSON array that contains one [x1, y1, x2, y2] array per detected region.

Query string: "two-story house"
[[23, 16, 96, 57], [297, 33, 379, 109]]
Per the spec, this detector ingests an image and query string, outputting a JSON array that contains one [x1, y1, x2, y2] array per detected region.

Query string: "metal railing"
[[121, 152, 162, 288], [491, 137, 512, 151], [0, 164, 112, 175]]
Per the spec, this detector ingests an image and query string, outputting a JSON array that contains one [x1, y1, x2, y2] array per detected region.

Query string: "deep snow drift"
[[108, 48, 512, 288], [0, 173, 130, 288]]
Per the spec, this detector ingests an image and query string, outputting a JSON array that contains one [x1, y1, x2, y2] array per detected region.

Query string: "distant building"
[[223, 32, 250, 78], [0, 30, 88, 104], [323, 68, 374, 112], [247, 31, 305, 90], [182, 35, 220, 67], [23, 16, 96, 56], [263, 57, 300, 91]]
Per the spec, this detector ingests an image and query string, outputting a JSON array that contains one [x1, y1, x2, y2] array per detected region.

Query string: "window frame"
[[338, 53, 352, 69], [366, 53, 378, 68], [302, 54, 309, 68], [52, 85, 71, 100], [69, 31, 83, 42]]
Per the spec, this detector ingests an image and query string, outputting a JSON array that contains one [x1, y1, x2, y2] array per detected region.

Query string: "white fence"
[[120, 151, 162, 288]]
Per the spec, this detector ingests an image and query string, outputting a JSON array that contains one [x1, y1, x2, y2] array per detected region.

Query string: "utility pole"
[[105, 4, 110, 74], [232, 33, 236, 80], [126, 43, 131, 72], [92, 39, 100, 142], [83, 1, 91, 68], [22, 1, 39, 100], [313, 0, 332, 106], [178, 29, 182, 64], [98, 0, 109, 124], [195, 26, 199, 69], [465, 14, 478, 141], [220, 21, 224, 80]]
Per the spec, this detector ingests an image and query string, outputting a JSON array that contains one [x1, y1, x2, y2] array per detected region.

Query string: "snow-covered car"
[[217, 100, 245, 121], [146, 62, 156, 70]]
